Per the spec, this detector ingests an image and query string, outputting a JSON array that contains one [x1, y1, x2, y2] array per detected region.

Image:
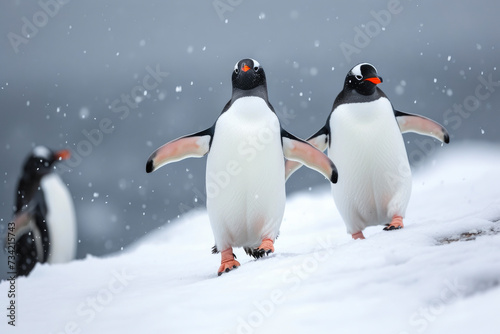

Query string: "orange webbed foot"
[[352, 231, 365, 239], [257, 238, 274, 253], [244, 238, 274, 259], [217, 248, 240, 276], [383, 215, 404, 231], [217, 260, 240, 276]]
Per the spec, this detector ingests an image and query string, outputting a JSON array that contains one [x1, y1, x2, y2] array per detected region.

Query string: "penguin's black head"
[[232, 58, 266, 91], [22, 146, 70, 178], [344, 63, 383, 96]]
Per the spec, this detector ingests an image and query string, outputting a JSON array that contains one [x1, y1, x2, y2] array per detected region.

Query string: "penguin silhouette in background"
[[146, 58, 338, 276], [286, 63, 449, 239], [8, 146, 77, 276]]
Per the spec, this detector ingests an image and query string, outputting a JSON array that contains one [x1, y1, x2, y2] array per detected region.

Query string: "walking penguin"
[[146, 58, 338, 275], [286, 63, 449, 239]]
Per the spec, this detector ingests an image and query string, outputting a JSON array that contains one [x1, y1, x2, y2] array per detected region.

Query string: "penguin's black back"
[[16, 233, 38, 276], [14, 177, 51, 276]]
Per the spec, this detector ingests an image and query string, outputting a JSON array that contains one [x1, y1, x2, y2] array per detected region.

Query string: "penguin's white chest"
[[328, 98, 412, 233], [41, 173, 77, 263], [206, 97, 285, 249]]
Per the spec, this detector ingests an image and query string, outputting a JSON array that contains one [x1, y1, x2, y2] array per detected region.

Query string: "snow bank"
[[1, 142, 500, 334]]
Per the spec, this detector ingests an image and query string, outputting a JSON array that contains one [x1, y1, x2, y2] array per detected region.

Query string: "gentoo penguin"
[[8, 146, 77, 276], [286, 63, 449, 239], [146, 58, 338, 275]]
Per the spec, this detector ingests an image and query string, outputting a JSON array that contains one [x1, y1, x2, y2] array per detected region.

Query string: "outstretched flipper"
[[146, 127, 214, 173], [395, 110, 450, 144], [284, 126, 330, 181], [281, 128, 337, 183]]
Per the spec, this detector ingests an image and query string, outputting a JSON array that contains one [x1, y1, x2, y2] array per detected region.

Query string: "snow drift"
[[1, 142, 500, 334]]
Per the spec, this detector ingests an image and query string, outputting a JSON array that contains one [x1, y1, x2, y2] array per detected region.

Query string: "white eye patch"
[[350, 62, 376, 78], [250, 58, 260, 68], [33, 146, 51, 159]]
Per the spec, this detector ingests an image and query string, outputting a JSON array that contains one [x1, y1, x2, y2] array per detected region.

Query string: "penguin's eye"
[[253, 66, 259, 72], [355, 75, 363, 80], [234, 69, 239, 74]]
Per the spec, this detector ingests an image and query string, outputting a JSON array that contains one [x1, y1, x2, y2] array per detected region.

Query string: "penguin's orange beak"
[[241, 64, 251, 72], [55, 149, 71, 161], [365, 77, 382, 85]]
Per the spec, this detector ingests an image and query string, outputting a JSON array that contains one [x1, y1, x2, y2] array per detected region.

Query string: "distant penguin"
[[8, 146, 77, 276], [146, 58, 338, 275], [286, 63, 449, 239]]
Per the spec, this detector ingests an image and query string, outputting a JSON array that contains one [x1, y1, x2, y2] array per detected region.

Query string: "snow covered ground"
[[1, 142, 500, 334]]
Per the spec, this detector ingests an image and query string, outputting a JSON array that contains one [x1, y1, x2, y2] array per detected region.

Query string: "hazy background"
[[1, 0, 498, 280]]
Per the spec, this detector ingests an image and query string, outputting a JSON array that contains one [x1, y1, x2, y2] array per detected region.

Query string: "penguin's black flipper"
[[306, 125, 331, 150], [146, 126, 215, 173], [11, 205, 46, 276], [15, 233, 38, 277], [284, 125, 331, 181], [394, 110, 450, 144], [282, 128, 337, 183], [9, 198, 40, 245]]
